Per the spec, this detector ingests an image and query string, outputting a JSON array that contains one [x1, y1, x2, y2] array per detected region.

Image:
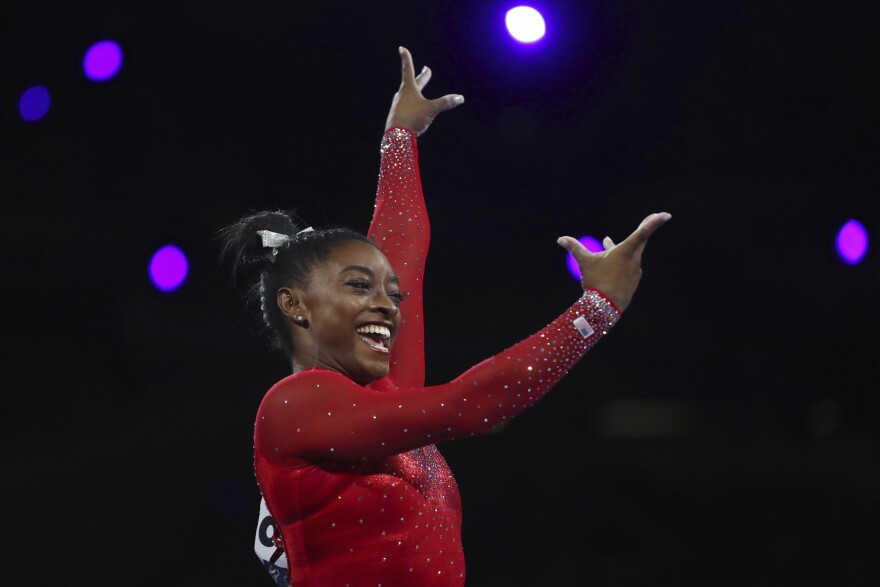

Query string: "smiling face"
[[283, 240, 403, 385]]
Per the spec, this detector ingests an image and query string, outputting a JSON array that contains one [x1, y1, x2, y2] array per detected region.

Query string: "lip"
[[355, 321, 394, 355], [357, 334, 391, 355]]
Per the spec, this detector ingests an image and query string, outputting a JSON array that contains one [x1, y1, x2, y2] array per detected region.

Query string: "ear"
[[277, 287, 309, 328]]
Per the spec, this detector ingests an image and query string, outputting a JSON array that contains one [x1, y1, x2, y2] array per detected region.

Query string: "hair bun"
[[219, 210, 303, 280]]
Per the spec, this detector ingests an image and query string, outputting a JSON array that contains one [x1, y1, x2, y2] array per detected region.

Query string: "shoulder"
[[269, 368, 352, 392], [255, 370, 360, 454], [260, 369, 355, 410], [256, 369, 402, 430]]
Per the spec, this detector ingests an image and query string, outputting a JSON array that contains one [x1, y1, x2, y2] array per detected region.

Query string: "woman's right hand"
[[557, 212, 671, 312]]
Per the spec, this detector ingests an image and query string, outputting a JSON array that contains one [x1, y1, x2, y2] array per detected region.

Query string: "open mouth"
[[355, 324, 392, 355]]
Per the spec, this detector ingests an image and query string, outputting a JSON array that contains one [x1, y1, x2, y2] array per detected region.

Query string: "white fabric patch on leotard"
[[572, 315, 594, 338]]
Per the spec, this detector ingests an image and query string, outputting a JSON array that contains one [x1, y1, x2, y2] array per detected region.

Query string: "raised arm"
[[367, 48, 463, 388], [257, 213, 670, 461], [367, 128, 428, 388]]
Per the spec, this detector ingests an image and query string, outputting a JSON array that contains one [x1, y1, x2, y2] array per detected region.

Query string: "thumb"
[[432, 94, 465, 114]]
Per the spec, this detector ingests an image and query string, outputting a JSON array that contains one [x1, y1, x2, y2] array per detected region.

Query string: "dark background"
[[3, 0, 878, 585]]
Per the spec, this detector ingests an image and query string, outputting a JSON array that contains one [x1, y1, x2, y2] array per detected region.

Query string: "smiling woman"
[[220, 47, 668, 586], [285, 241, 404, 384]]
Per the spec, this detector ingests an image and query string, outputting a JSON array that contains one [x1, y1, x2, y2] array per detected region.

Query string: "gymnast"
[[221, 47, 670, 586]]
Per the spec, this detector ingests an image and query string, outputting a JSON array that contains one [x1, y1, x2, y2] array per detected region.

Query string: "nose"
[[370, 289, 400, 317]]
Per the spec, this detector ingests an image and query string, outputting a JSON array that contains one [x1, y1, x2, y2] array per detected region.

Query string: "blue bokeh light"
[[835, 219, 868, 265], [19, 85, 51, 122], [83, 40, 123, 81], [566, 235, 603, 281], [149, 245, 189, 292], [505, 6, 546, 43]]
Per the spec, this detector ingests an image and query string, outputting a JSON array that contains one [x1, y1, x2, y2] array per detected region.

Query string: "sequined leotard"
[[253, 128, 620, 586]]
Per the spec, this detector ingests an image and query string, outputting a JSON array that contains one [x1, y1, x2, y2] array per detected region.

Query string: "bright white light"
[[505, 6, 546, 44]]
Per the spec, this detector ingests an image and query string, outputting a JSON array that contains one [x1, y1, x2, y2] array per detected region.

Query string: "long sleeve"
[[367, 127, 428, 388], [255, 289, 619, 462]]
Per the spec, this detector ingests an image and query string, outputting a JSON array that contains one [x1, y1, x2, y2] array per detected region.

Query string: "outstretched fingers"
[[415, 66, 432, 91], [557, 236, 595, 262], [617, 213, 671, 259], [432, 93, 465, 113], [399, 46, 417, 88], [387, 45, 465, 136]]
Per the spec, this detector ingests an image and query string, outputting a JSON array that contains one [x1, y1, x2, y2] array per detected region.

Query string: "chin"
[[362, 362, 390, 384], [352, 346, 392, 382]]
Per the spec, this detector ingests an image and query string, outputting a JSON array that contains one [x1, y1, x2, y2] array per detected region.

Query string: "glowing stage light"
[[19, 85, 51, 122], [566, 235, 603, 280], [505, 6, 546, 43], [83, 40, 123, 81], [835, 219, 868, 265], [149, 245, 188, 292]]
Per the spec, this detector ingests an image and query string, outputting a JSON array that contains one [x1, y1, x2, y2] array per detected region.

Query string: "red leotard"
[[253, 128, 620, 586]]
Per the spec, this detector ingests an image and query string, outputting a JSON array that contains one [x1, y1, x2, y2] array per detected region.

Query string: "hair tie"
[[256, 227, 314, 263]]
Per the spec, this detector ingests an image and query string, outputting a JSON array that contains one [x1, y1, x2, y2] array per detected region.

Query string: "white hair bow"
[[256, 227, 313, 262]]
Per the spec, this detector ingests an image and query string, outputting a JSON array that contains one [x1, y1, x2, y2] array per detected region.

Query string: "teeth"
[[355, 324, 391, 339]]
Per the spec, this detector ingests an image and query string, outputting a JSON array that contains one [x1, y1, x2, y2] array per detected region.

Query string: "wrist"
[[583, 284, 627, 313], [583, 287, 622, 317], [381, 127, 418, 156], [384, 123, 416, 137], [384, 125, 413, 133]]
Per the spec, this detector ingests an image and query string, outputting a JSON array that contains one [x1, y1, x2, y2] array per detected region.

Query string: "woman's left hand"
[[384, 47, 464, 136], [557, 212, 671, 312]]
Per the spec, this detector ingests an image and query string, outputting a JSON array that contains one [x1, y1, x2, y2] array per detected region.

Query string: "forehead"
[[323, 240, 395, 276]]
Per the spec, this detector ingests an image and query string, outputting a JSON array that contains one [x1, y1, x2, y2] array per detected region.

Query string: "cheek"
[[313, 299, 361, 342], [390, 318, 403, 346], [320, 316, 353, 343]]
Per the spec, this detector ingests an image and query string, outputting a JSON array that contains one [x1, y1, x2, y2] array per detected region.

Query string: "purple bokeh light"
[[566, 235, 604, 280], [83, 40, 123, 81], [19, 85, 51, 122], [835, 219, 868, 265], [149, 245, 188, 292], [505, 6, 546, 43]]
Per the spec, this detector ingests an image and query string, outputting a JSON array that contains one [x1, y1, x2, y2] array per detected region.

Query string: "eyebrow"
[[339, 265, 400, 285]]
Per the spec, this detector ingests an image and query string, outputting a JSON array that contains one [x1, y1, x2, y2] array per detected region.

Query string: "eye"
[[346, 280, 371, 291], [390, 292, 406, 304]]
